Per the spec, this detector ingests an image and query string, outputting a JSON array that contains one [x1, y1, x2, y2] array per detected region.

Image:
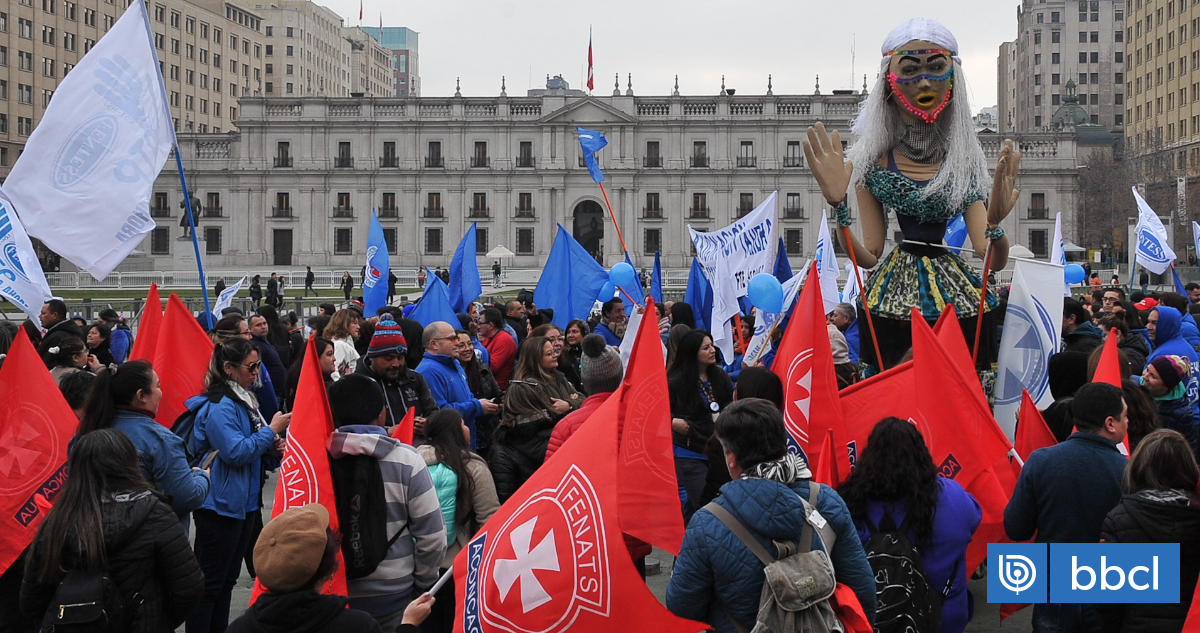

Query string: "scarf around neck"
[[896, 121, 946, 164], [741, 452, 813, 485]]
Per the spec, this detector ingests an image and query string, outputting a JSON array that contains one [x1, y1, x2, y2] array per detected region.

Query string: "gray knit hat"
[[580, 333, 624, 395]]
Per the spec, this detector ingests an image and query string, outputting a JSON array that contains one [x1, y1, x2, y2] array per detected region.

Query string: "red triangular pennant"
[[813, 429, 841, 487], [773, 261, 849, 476], [452, 392, 704, 633], [0, 329, 78, 574], [128, 283, 162, 362], [390, 406, 416, 444], [1093, 328, 1123, 387], [152, 294, 214, 428], [1015, 389, 1057, 462], [251, 337, 346, 602]]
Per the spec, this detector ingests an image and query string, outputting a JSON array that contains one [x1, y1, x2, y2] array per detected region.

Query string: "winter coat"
[[546, 392, 611, 460], [1096, 490, 1200, 633], [20, 490, 204, 633], [90, 340, 115, 367], [111, 407, 210, 514], [500, 372, 580, 428], [480, 332, 517, 390], [666, 477, 877, 633], [327, 428, 446, 617], [1183, 312, 1200, 352], [668, 366, 734, 453], [38, 318, 83, 357], [1118, 332, 1150, 375], [1005, 432, 1128, 544], [226, 591, 382, 633], [416, 353, 483, 447], [249, 282, 262, 302], [417, 444, 500, 569], [1153, 382, 1199, 452], [185, 385, 279, 519], [355, 359, 440, 427], [251, 336, 288, 400], [1063, 321, 1104, 354], [330, 336, 360, 380], [1150, 306, 1200, 404], [489, 417, 557, 503], [563, 344, 584, 391], [110, 325, 132, 364], [843, 319, 861, 364], [852, 478, 982, 633], [594, 322, 622, 347]]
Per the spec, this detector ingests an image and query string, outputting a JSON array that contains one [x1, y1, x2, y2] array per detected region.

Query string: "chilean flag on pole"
[[587, 28, 594, 92]]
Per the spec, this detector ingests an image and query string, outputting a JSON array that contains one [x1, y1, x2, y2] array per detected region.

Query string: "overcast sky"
[[324, 0, 1021, 114]]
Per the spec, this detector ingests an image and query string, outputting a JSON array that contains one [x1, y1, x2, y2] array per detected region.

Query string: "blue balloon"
[[1064, 263, 1087, 284], [747, 273, 784, 314], [609, 262, 636, 289], [597, 281, 616, 301]]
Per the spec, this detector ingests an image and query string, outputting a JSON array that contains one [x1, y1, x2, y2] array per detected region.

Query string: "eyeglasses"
[[432, 335, 459, 343], [1102, 297, 1117, 303], [243, 361, 262, 372]]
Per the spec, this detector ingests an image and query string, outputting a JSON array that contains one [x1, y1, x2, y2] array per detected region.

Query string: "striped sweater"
[[328, 427, 447, 618]]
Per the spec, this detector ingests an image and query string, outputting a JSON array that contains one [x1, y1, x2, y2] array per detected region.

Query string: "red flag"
[[453, 391, 703, 633], [611, 296, 685, 554], [1182, 580, 1200, 631], [152, 294, 214, 428], [1015, 389, 1057, 462], [390, 406, 415, 444], [128, 283, 162, 362], [1093, 328, 1123, 387], [773, 261, 849, 477], [813, 429, 841, 487], [252, 337, 346, 602], [831, 584, 872, 633], [586, 29, 594, 91], [0, 329, 77, 574]]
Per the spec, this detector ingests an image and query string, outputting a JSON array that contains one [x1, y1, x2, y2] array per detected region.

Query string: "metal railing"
[[468, 207, 490, 218], [424, 156, 444, 168], [334, 156, 354, 168], [332, 206, 354, 218], [378, 206, 398, 218], [515, 156, 535, 168], [691, 156, 709, 167], [689, 206, 710, 218], [643, 156, 662, 168], [423, 206, 444, 218], [1028, 207, 1050, 220], [271, 206, 293, 218], [470, 156, 490, 168], [643, 207, 663, 219], [783, 156, 804, 167], [514, 207, 535, 218], [379, 156, 399, 167], [736, 156, 757, 168], [273, 156, 292, 167]]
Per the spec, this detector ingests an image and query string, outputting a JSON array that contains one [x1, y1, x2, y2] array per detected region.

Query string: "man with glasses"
[[1099, 288, 1125, 317], [415, 321, 501, 450]]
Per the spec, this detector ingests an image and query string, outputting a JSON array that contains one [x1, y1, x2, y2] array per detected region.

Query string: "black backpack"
[[40, 569, 132, 633], [329, 454, 405, 580], [862, 514, 955, 633]]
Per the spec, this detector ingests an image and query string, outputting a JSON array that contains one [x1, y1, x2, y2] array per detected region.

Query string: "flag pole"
[[972, 242, 993, 364], [596, 181, 629, 256], [840, 226, 884, 371], [174, 148, 212, 322]]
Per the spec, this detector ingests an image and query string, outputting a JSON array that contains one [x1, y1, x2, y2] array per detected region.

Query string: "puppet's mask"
[[886, 42, 954, 124]]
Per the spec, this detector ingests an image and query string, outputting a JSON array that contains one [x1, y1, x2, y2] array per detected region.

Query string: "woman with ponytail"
[[184, 337, 291, 633], [76, 360, 210, 515]]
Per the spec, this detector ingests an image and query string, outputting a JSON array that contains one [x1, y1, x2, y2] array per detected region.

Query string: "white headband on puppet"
[[880, 18, 962, 66]]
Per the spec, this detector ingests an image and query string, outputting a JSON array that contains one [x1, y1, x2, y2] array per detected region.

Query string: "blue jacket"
[[1182, 312, 1200, 352], [594, 322, 622, 347], [1005, 432, 1127, 544], [109, 327, 132, 364], [853, 478, 981, 633], [186, 386, 279, 519], [843, 319, 860, 364], [110, 408, 210, 514], [667, 478, 876, 632], [1154, 383, 1199, 452], [416, 353, 482, 447], [1151, 306, 1200, 405]]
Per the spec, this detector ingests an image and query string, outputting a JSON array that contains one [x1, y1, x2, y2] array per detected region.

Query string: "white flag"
[[689, 192, 778, 360], [841, 260, 866, 306], [1050, 212, 1070, 297], [814, 209, 841, 315], [618, 306, 664, 369], [1132, 187, 1176, 275], [0, 194, 53, 324], [994, 258, 1065, 440], [211, 276, 246, 318], [2, 0, 173, 281], [1192, 221, 1200, 268]]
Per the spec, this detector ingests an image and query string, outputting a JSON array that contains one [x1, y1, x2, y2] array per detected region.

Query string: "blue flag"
[[621, 252, 645, 315], [650, 251, 664, 303], [685, 256, 713, 332], [577, 127, 607, 184], [1173, 266, 1188, 296], [363, 209, 390, 315], [534, 225, 610, 329], [773, 237, 793, 284], [409, 270, 460, 327], [944, 213, 968, 250], [449, 223, 483, 313]]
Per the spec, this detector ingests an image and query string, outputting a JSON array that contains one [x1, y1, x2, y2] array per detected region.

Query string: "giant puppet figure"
[[805, 18, 1021, 371]]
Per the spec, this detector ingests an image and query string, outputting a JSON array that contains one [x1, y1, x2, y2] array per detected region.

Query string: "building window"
[[644, 228, 661, 255], [692, 141, 708, 167], [336, 142, 352, 168], [516, 141, 534, 167], [426, 141, 443, 167], [785, 229, 803, 255], [645, 192, 662, 218], [785, 141, 803, 167], [691, 193, 708, 218], [644, 141, 661, 168], [151, 228, 169, 254], [1052, 52, 1060, 64], [205, 227, 221, 254], [471, 141, 488, 168], [1052, 31, 1060, 43], [152, 192, 169, 216], [476, 228, 488, 255], [784, 193, 804, 219], [516, 228, 534, 255], [1029, 229, 1049, 257], [425, 228, 443, 254], [1030, 192, 1048, 219], [335, 228, 352, 255], [737, 141, 756, 167], [471, 193, 488, 218], [335, 192, 352, 217], [381, 228, 397, 254], [738, 193, 755, 217], [517, 193, 534, 217], [1034, 31, 1042, 45], [379, 192, 397, 217], [204, 192, 221, 217], [426, 192, 443, 218]]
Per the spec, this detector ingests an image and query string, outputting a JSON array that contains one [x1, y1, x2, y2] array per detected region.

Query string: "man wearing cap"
[[1144, 355, 1200, 452], [326, 377, 447, 633], [357, 319, 439, 437], [416, 321, 501, 449]]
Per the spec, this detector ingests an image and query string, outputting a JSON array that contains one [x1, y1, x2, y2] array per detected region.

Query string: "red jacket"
[[481, 331, 517, 390], [544, 392, 652, 562]]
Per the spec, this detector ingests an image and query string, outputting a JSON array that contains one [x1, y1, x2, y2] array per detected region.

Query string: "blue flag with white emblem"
[[362, 209, 390, 315], [1133, 187, 1176, 275], [449, 223, 482, 314], [577, 127, 607, 184]]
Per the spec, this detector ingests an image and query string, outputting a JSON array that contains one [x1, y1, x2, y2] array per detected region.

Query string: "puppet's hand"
[[803, 122, 854, 206], [987, 139, 1021, 226]]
